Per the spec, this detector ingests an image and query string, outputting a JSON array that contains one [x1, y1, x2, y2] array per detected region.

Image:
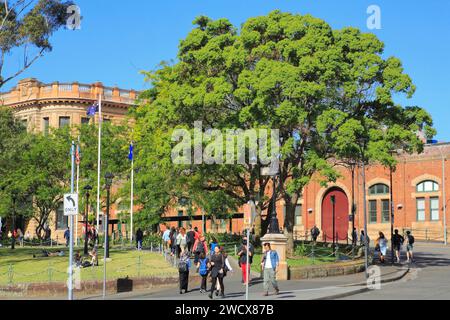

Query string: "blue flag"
[[87, 102, 99, 117], [128, 143, 134, 161]]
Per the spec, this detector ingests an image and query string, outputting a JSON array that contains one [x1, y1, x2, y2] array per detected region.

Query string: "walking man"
[[136, 228, 144, 250], [405, 231, 415, 263], [162, 225, 171, 252], [311, 225, 320, 242], [392, 229, 405, 264], [261, 243, 280, 296], [64, 228, 70, 247]]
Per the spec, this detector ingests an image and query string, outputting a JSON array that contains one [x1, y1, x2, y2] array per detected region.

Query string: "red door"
[[322, 188, 349, 242]]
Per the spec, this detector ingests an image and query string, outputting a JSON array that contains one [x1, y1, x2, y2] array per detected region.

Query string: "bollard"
[[48, 262, 53, 283], [8, 265, 13, 286], [137, 256, 141, 278], [150, 242, 153, 252], [234, 245, 237, 256], [312, 244, 315, 265]]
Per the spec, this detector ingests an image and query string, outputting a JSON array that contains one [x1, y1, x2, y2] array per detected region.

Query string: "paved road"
[[340, 243, 450, 300], [88, 253, 407, 301]]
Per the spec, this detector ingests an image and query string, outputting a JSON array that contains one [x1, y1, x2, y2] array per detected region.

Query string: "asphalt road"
[[340, 243, 450, 300]]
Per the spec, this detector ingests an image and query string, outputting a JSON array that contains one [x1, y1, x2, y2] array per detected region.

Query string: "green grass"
[[0, 247, 177, 285]]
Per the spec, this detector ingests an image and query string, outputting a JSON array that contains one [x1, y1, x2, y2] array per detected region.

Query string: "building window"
[[417, 198, 426, 221], [369, 184, 389, 195], [59, 117, 70, 128], [430, 197, 440, 221], [295, 205, 302, 226], [56, 202, 68, 230], [43, 117, 49, 135], [369, 200, 377, 224], [417, 180, 439, 193], [382, 200, 390, 223], [81, 117, 90, 125]]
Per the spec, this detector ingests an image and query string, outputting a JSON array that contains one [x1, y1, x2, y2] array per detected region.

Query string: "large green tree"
[[0, 0, 73, 88], [135, 11, 435, 252]]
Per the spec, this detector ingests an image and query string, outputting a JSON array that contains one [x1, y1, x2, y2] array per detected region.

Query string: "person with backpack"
[[406, 231, 415, 263], [238, 236, 254, 285], [310, 225, 320, 242], [186, 225, 196, 253], [208, 246, 225, 299], [210, 237, 218, 253], [193, 235, 208, 264], [178, 251, 191, 294], [213, 247, 233, 297], [392, 229, 405, 264], [197, 252, 210, 294]]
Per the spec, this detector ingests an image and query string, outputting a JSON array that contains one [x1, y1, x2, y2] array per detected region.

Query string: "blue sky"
[[3, 0, 450, 140]]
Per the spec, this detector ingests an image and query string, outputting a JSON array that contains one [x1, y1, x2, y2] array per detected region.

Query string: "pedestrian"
[[208, 246, 225, 299], [186, 225, 196, 253], [392, 229, 405, 263], [162, 225, 171, 252], [136, 228, 144, 250], [360, 230, 370, 247], [310, 225, 320, 242], [352, 228, 358, 247], [64, 228, 70, 247], [169, 227, 177, 256], [376, 232, 388, 264], [210, 236, 218, 253], [238, 236, 254, 285], [17, 228, 24, 247], [261, 243, 280, 296], [45, 227, 51, 242], [176, 227, 188, 257], [214, 246, 233, 297], [193, 235, 208, 264], [197, 252, 210, 293], [405, 231, 415, 263], [178, 251, 191, 294], [25, 230, 31, 242]]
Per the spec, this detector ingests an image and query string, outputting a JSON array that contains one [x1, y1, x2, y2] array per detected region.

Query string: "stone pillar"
[[260, 233, 289, 280]]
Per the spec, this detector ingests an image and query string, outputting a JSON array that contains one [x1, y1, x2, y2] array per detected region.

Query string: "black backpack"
[[408, 235, 415, 245], [178, 259, 188, 272]]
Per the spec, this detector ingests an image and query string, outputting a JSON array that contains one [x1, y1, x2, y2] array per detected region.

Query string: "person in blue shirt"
[[178, 251, 191, 294], [210, 237, 218, 254], [261, 243, 280, 296]]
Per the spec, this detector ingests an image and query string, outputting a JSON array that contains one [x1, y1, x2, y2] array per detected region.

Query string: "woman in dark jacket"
[[208, 246, 225, 299]]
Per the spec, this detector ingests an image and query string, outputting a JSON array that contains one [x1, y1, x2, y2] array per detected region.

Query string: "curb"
[[313, 267, 410, 300]]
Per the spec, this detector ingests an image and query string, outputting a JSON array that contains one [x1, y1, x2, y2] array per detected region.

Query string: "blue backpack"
[[199, 258, 208, 276]]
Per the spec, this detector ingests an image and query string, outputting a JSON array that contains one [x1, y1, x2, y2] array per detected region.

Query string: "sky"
[[2, 0, 450, 140]]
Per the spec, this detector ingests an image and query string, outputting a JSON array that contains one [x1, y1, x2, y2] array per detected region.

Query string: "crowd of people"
[[160, 224, 282, 299]]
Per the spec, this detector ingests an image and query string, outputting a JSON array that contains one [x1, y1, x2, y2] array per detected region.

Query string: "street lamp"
[[268, 173, 281, 234], [358, 136, 369, 279], [104, 172, 114, 259], [388, 150, 398, 265], [11, 191, 18, 250], [84, 185, 93, 255], [331, 195, 336, 255]]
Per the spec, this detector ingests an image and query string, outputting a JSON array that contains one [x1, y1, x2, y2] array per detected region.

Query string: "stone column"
[[260, 233, 289, 280]]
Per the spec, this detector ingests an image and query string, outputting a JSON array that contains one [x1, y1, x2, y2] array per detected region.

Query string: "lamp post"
[[268, 173, 281, 234], [11, 191, 17, 250], [358, 137, 369, 279], [350, 161, 357, 244], [331, 195, 336, 255], [84, 185, 93, 255], [389, 163, 395, 265], [104, 173, 114, 259]]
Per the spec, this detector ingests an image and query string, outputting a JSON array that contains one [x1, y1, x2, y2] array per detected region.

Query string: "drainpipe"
[[438, 146, 448, 245]]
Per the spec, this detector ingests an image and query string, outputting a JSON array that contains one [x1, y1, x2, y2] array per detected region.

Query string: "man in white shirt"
[[261, 243, 280, 296]]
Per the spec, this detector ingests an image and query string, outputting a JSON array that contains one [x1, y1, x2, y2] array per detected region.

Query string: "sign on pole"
[[64, 193, 79, 216]]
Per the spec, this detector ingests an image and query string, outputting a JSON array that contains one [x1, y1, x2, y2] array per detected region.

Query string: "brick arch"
[[315, 182, 352, 234], [367, 178, 390, 190], [411, 174, 442, 188]]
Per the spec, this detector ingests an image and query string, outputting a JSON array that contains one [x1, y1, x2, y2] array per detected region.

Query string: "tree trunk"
[[284, 194, 299, 256], [254, 206, 263, 238]]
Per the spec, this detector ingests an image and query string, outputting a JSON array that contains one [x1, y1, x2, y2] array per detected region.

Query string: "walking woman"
[[213, 246, 233, 297], [377, 232, 388, 263], [176, 227, 188, 257], [178, 251, 191, 294], [208, 246, 225, 299]]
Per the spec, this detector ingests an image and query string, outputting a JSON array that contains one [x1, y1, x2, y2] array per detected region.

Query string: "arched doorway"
[[322, 187, 349, 242]]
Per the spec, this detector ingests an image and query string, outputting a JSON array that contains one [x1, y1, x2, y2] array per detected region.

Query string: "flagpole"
[[130, 151, 134, 246], [96, 94, 102, 232], [76, 139, 80, 247]]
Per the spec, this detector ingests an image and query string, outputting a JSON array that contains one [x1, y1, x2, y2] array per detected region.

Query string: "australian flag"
[[86, 102, 99, 117], [128, 143, 134, 161]]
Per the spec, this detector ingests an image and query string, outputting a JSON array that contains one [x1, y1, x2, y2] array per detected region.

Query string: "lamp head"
[[104, 173, 114, 188]]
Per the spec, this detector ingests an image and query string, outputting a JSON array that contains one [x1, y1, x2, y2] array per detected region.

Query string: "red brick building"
[[163, 143, 449, 242]]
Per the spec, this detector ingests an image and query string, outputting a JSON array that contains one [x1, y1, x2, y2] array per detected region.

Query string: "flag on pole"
[[75, 144, 81, 165], [128, 143, 134, 161], [87, 102, 99, 117]]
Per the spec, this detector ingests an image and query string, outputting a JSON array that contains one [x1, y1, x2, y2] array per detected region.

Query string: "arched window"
[[417, 181, 439, 193], [369, 184, 390, 195]]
